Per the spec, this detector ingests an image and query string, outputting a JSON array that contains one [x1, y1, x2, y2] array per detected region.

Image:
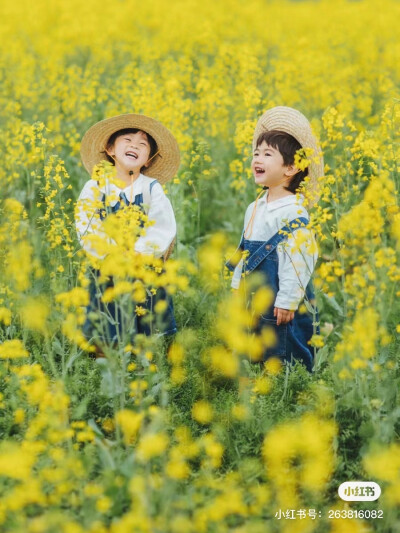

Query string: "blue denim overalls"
[[83, 182, 177, 346], [227, 217, 317, 372]]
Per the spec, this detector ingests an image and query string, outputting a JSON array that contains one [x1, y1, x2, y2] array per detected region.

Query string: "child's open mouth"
[[125, 151, 138, 160], [254, 167, 265, 175]]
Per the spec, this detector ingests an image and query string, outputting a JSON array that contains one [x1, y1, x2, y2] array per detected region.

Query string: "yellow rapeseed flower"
[[263, 357, 282, 375], [19, 297, 50, 333], [0, 339, 29, 359], [231, 404, 249, 421], [137, 433, 169, 461], [13, 408, 25, 424], [166, 458, 190, 480], [115, 410, 144, 445], [0, 443, 37, 480], [363, 443, 400, 505], [0, 307, 12, 325], [192, 400, 213, 425], [208, 345, 239, 378], [96, 497, 112, 513]]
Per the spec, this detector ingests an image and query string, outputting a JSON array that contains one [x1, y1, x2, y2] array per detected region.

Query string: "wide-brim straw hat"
[[81, 114, 180, 184], [253, 106, 324, 205]]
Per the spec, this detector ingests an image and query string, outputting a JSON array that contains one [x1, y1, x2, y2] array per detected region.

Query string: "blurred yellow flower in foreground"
[[19, 297, 50, 333], [137, 433, 169, 461], [0, 339, 29, 359], [115, 410, 144, 445], [364, 443, 400, 505], [192, 400, 214, 424], [263, 413, 336, 508]]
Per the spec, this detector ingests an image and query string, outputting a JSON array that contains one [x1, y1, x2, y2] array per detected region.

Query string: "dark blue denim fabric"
[[98, 191, 146, 221], [83, 269, 177, 345], [229, 218, 317, 372], [83, 186, 177, 345]]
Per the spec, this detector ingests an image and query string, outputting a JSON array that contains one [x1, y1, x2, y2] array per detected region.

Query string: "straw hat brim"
[[80, 114, 180, 184], [253, 106, 324, 205]]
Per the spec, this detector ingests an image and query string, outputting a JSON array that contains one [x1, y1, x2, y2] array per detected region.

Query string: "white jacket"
[[75, 173, 176, 259]]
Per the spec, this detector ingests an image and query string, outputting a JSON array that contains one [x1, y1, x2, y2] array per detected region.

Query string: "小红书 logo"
[[338, 482, 381, 501]]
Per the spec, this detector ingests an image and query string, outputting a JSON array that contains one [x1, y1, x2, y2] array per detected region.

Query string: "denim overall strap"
[[119, 191, 130, 206], [225, 229, 245, 272], [243, 217, 309, 275], [98, 178, 157, 221], [99, 192, 142, 220], [142, 180, 158, 214]]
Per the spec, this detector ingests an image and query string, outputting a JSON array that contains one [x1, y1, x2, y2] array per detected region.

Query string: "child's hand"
[[274, 307, 295, 325]]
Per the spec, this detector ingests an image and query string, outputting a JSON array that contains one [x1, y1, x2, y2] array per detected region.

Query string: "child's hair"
[[104, 128, 158, 169], [256, 130, 308, 193]]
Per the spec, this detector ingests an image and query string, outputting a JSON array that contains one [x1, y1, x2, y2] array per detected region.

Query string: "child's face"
[[251, 141, 292, 189], [107, 131, 151, 171]]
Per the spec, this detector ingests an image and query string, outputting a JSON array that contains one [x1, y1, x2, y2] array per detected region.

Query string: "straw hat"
[[81, 114, 180, 184], [253, 106, 324, 204]]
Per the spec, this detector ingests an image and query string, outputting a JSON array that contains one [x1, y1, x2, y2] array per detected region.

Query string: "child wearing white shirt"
[[76, 173, 176, 259], [228, 107, 323, 371], [75, 114, 180, 356]]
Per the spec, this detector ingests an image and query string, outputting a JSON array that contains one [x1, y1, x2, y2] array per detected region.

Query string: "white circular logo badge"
[[338, 481, 381, 501]]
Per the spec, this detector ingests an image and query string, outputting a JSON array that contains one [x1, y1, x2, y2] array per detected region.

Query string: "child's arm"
[[134, 182, 176, 258], [275, 227, 318, 311], [229, 203, 255, 289]]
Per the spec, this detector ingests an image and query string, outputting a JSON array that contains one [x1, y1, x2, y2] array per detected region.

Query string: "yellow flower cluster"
[[334, 308, 391, 373], [263, 413, 336, 509], [364, 443, 400, 505], [0, 339, 29, 359]]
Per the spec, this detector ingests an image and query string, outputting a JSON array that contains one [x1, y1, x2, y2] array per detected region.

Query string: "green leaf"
[[320, 292, 345, 318]]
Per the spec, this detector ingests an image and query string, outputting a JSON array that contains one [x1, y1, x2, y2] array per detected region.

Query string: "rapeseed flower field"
[[0, 0, 399, 531]]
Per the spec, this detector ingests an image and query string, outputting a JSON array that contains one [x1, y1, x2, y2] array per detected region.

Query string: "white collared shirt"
[[231, 191, 318, 310], [75, 173, 176, 258]]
